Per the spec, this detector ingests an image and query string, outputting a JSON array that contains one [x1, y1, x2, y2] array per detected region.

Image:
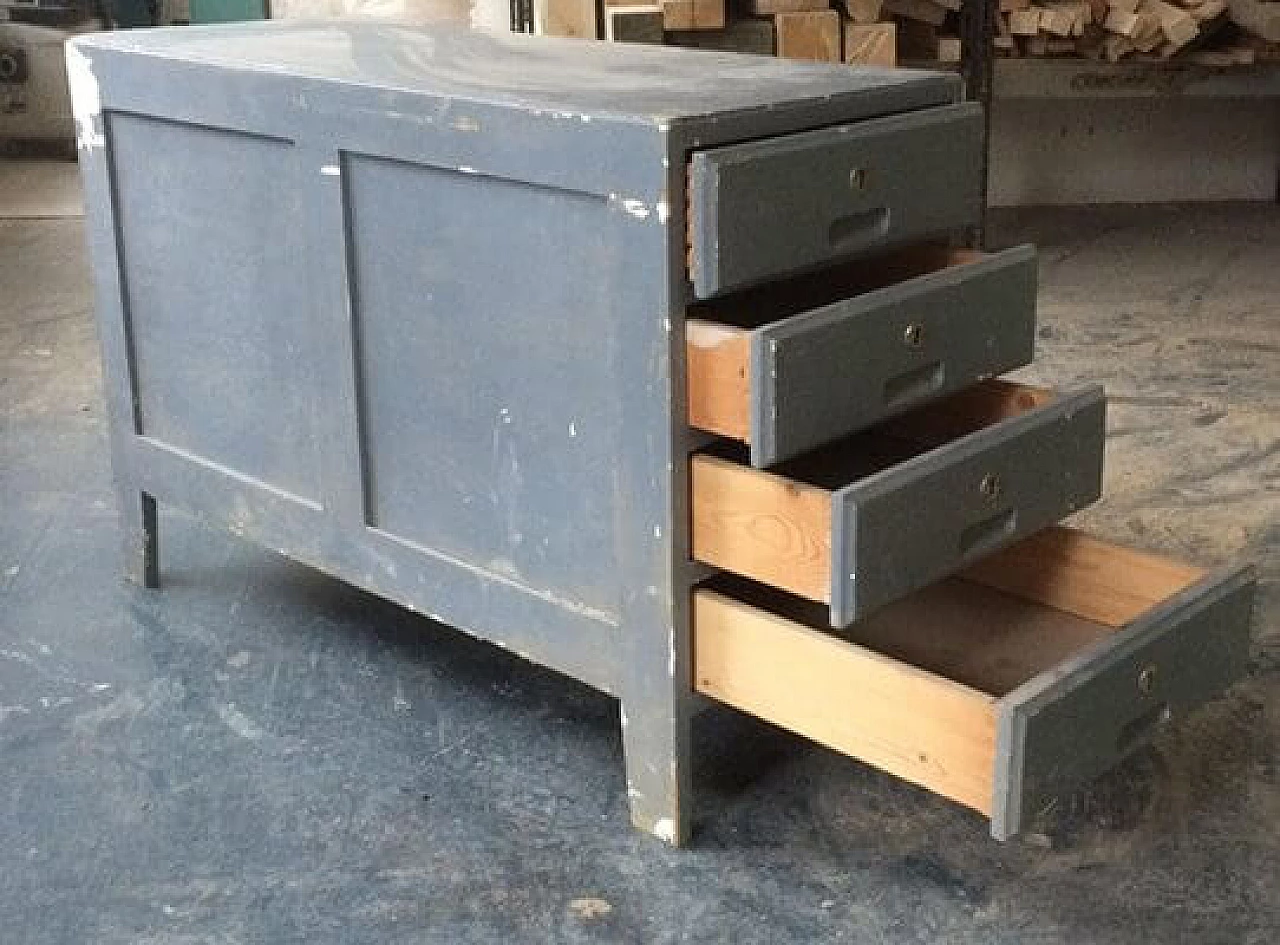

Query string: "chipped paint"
[[320, 165, 340, 176], [653, 525, 662, 539], [620, 199, 651, 220], [216, 703, 264, 741], [655, 200, 670, 225], [0, 705, 30, 723], [452, 115, 481, 133], [65, 45, 104, 153], [457, 165, 480, 175], [568, 421, 577, 437], [653, 817, 676, 843]]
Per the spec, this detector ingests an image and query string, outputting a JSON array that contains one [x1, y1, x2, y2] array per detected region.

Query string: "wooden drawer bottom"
[[693, 527, 1255, 839]]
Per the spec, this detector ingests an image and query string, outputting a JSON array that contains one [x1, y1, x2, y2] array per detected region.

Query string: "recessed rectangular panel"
[[343, 155, 623, 619], [108, 112, 319, 502]]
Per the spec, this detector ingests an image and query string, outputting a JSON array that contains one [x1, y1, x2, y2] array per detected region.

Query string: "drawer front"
[[991, 566, 1256, 841], [753, 245, 1037, 467], [694, 533, 1256, 842], [688, 103, 984, 299], [831, 386, 1106, 626]]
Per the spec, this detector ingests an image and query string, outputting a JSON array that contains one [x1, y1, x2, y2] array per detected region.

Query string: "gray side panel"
[[342, 153, 622, 620], [830, 387, 1106, 626], [991, 567, 1256, 840], [108, 112, 321, 503], [689, 103, 984, 299], [753, 245, 1038, 467]]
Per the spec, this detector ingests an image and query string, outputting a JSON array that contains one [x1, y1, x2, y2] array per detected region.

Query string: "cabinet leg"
[[119, 489, 159, 589], [620, 696, 692, 846]]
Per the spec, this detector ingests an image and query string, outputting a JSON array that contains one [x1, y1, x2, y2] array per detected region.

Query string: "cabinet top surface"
[[73, 21, 957, 125]]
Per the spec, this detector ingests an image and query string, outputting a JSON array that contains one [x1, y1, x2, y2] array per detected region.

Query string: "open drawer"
[[687, 103, 984, 298], [694, 527, 1256, 840], [691, 380, 1105, 626], [686, 243, 1038, 467]]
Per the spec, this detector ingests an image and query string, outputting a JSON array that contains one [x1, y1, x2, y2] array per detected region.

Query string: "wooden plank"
[[844, 21, 898, 65], [775, 10, 843, 61], [843, 0, 885, 22], [662, 0, 726, 29], [1228, 0, 1280, 42], [1145, 0, 1199, 45], [1010, 8, 1043, 30], [961, 526, 1206, 628], [685, 320, 752, 441], [604, 4, 665, 41], [535, 0, 598, 36], [1040, 5, 1079, 35], [937, 34, 964, 60], [1103, 31, 1136, 56], [694, 589, 999, 814], [691, 454, 832, 603], [1188, 0, 1226, 19], [1105, 6, 1144, 30]]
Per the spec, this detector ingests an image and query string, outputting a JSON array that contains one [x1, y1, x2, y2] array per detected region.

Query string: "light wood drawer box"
[[691, 380, 1106, 626], [694, 527, 1256, 840], [687, 103, 984, 299], [686, 243, 1038, 467]]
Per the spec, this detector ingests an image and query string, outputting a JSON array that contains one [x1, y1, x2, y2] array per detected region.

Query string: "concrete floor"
[[2, 177, 1277, 942]]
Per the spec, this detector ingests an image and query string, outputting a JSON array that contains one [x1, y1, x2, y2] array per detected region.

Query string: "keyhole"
[[979, 473, 1001, 500]]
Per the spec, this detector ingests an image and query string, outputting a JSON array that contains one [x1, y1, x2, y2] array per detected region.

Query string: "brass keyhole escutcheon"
[[903, 323, 923, 347], [979, 472, 1001, 500], [849, 168, 868, 191], [1137, 664, 1158, 695]]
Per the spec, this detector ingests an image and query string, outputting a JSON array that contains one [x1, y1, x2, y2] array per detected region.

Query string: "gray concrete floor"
[[2, 181, 1277, 943]]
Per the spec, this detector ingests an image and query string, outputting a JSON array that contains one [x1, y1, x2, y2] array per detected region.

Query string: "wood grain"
[[961, 526, 1205, 628], [685, 319, 751, 441], [661, 0, 725, 29], [694, 589, 999, 814], [775, 11, 843, 62], [691, 454, 832, 602], [535, 0, 598, 37], [844, 22, 898, 66]]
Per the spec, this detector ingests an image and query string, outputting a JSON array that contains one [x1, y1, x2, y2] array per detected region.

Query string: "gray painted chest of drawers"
[[70, 21, 1254, 846]]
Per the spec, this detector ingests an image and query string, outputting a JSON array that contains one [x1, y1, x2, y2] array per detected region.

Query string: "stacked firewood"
[[997, 0, 1262, 60], [586, 0, 1277, 62], [600, 0, 974, 66]]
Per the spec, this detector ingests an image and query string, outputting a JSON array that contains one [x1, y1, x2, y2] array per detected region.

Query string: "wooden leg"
[[119, 489, 159, 588], [620, 693, 692, 846]]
